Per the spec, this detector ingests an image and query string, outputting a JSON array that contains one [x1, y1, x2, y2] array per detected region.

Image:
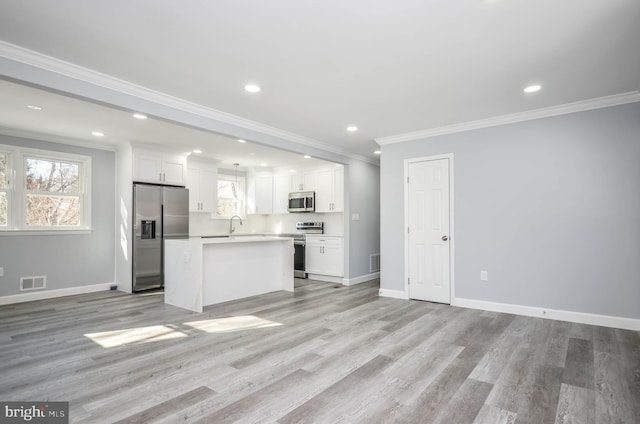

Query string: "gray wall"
[[0, 134, 116, 296], [380, 102, 640, 319], [346, 159, 381, 279]]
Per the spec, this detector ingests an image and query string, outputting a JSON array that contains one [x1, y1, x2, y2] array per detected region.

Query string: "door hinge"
[[408, 277, 410, 285], [407, 176, 409, 184], [407, 227, 410, 234]]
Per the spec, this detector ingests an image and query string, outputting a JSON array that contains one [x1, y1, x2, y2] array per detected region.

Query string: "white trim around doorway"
[[403, 153, 455, 303]]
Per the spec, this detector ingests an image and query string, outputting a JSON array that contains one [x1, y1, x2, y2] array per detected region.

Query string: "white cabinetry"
[[333, 166, 344, 212], [133, 148, 187, 185], [291, 173, 304, 192], [305, 235, 344, 278], [310, 166, 344, 213], [274, 165, 344, 214], [291, 170, 319, 192], [247, 170, 273, 214], [187, 159, 218, 212], [273, 173, 292, 214]]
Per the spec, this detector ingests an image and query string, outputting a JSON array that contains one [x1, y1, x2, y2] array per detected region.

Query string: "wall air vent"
[[20, 276, 47, 291], [370, 254, 380, 273]]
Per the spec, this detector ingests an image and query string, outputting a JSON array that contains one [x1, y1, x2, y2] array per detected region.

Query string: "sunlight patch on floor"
[[185, 315, 283, 333], [85, 325, 188, 348]]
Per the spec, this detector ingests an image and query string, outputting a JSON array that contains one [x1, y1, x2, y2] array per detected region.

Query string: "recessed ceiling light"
[[374, 150, 381, 155], [91, 131, 104, 137], [237, 139, 247, 143], [248, 152, 256, 156], [244, 84, 261, 93], [524, 84, 542, 93], [27, 105, 42, 110], [193, 149, 203, 154], [347, 126, 358, 132], [303, 155, 311, 159], [133, 113, 148, 120], [260, 163, 268, 167]]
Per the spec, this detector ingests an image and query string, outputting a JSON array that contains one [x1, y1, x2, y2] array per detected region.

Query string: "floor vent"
[[20, 276, 47, 291], [370, 254, 380, 273]]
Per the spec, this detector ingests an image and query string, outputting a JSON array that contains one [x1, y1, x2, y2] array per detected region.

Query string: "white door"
[[408, 158, 451, 303]]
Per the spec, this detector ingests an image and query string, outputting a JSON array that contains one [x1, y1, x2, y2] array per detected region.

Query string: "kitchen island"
[[164, 236, 294, 312]]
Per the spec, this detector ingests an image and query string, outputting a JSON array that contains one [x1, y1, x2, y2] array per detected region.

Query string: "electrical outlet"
[[480, 270, 488, 281], [0, 267, 3, 277]]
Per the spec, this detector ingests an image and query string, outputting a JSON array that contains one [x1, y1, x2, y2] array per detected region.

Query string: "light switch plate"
[[480, 270, 488, 281], [0, 267, 3, 277], [352, 213, 360, 221]]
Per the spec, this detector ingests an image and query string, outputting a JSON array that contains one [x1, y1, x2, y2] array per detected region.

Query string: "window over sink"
[[216, 173, 245, 218]]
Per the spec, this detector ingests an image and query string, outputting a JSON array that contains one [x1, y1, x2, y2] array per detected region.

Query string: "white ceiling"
[[0, 79, 329, 170], [0, 0, 639, 161]]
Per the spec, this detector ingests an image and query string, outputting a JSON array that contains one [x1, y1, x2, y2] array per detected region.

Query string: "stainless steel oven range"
[[293, 221, 324, 278]]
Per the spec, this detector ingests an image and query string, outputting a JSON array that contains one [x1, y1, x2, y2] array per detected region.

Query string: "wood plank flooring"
[[0, 279, 638, 423]]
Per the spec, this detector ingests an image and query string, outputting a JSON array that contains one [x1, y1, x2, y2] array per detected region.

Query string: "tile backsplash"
[[189, 212, 343, 236]]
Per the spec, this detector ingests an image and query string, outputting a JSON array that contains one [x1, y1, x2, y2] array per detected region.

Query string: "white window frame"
[[0, 144, 92, 235], [0, 149, 12, 229], [216, 173, 246, 218]]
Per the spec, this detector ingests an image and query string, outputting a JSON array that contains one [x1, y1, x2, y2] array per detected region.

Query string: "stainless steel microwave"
[[288, 191, 315, 212]]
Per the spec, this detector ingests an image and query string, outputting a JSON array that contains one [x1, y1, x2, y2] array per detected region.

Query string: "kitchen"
[[0, 78, 381, 304], [124, 137, 349, 286], [128, 141, 350, 309]]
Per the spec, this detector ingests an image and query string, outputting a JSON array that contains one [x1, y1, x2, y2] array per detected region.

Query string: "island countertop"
[[164, 236, 294, 312], [199, 235, 294, 244]]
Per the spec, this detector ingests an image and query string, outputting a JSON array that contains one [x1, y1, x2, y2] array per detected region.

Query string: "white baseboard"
[[378, 288, 409, 300], [0, 283, 115, 305], [452, 298, 640, 331], [307, 274, 344, 284], [343, 272, 380, 286]]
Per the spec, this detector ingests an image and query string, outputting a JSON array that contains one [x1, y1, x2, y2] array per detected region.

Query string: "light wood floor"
[[0, 279, 638, 423]]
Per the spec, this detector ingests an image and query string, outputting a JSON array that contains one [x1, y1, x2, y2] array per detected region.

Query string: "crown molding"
[[0, 126, 118, 152], [0, 41, 378, 165], [376, 91, 640, 145]]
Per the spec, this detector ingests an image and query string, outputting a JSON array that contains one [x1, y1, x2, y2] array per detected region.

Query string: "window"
[[217, 173, 245, 217], [0, 144, 91, 233], [25, 156, 82, 227]]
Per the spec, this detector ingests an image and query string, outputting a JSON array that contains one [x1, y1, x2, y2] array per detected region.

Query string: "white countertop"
[[199, 235, 294, 245]]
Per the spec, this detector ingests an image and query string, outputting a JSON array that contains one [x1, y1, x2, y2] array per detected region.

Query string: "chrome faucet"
[[229, 215, 243, 234]]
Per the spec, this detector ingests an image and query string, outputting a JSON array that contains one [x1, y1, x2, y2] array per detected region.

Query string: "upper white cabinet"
[[290, 173, 304, 192], [310, 166, 344, 213], [187, 158, 218, 212], [260, 164, 344, 214], [247, 170, 273, 214], [273, 173, 292, 214], [133, 148, 187, 186], [333, 166, 344, 212], [290, 170, 319, 192]]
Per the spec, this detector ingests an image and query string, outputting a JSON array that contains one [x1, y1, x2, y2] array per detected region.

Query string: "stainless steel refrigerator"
[[132, 184, 189, 292]]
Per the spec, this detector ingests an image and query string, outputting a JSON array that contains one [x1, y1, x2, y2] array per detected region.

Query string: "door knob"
[[442, 235, 449, 241]]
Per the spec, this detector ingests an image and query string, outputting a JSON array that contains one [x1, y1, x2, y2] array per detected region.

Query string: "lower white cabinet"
[[305, 236, 344, 277]]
